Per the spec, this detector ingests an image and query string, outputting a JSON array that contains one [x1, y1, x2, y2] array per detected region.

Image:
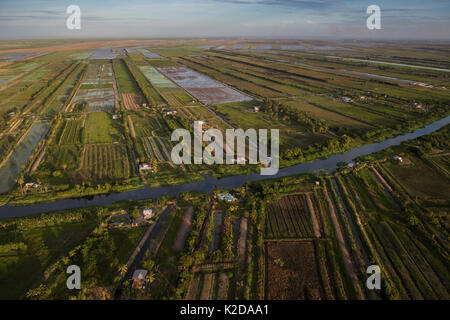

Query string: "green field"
[[83, 112, 122, 144]]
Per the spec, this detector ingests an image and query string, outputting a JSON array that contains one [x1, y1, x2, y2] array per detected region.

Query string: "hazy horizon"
[[1, 0, 449, 40]]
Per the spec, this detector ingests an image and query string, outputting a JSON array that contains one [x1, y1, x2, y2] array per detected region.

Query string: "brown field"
[[265, 241, 323, 300], [200, 273, 213, 300], [127, 115, 136, 138], [172, 206, 194, 251], [122, 93, 144, 110]]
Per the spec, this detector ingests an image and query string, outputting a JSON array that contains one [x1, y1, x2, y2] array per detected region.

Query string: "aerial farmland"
[[0, 37, 448, 303]]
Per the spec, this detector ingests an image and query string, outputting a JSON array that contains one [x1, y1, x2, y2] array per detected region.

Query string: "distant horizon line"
[[1, 36, 450, 43]]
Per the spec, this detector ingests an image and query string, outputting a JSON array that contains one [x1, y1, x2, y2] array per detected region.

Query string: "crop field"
[[382, 155, 450, 199], [213, 100, 332, 150], [187, 271, 235, 300], [77, 143, 131, 182], [266, 194, 317, 239], [83, 112, 122, 144], [112, 59, 140, 95], [122, 93, 144, 110], [265, 241, 324, 300], [58, 118, 83, 145], [159, 66, 252, 104]]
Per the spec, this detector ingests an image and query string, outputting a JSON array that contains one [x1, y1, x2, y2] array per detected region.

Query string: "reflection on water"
[[0, 122, 49, 194]]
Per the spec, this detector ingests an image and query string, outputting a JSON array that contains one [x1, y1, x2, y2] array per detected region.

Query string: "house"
[[139, 163, 153, 171], [218, 193, 238, 202], [166, 110, 177, 116], [393, 155, 403, 163], [132, 269, 148, 289], [342, 96, 353, 103], [23, 182, 39, 191], [142, 209, 154, 219]]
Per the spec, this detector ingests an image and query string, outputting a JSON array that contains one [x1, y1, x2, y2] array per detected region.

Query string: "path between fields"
[[306, 193, 321, 238]]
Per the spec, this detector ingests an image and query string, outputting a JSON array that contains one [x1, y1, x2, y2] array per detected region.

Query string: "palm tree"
[[146, 272, 156, 284], [118, 264, 128, 275]]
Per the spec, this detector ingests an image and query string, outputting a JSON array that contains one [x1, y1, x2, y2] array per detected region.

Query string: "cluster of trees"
[[261, 98, 328, 133], [281, 134, 352, 162]]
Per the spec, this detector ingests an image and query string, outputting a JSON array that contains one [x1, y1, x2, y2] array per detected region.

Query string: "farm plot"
[[265, 241, 323, 300], [138, 49, 163, 59], [73, 88, 115, 112], [209, 213, 223, 253], [173, 206, 194, 251], [122, 93, 144, 110], [187, 271, 234, 300], [77, 143, 131, 182], [266, 194, 316, 239], [88, 48, 117, 60], [83, 112, 122, 144], [129, 114, 160, 137], [81, 62, 113, 86], [383, 155, 450, 199], [138, 65, 177, 89], [159, 67, 252, 105], [58, 118, 83, 145], [0, 122, 49, 194]]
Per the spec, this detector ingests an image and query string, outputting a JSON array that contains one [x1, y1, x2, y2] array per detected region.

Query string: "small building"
[[253, 106, 260, 113], [360, 96, 367, 101], [393, 155, 403, 163], [315, 181, 320, 186], [342, 96, 353, 103], [142, 209, 154, 219], [132, 269, 148, 289], [346, 162, 355, 169], [166, 110, 177, 116], [23, 182, 39, 191], [142, 103, 147, 108], [139, 163, 153, 171], [218, 193, 238, 202], [112, 114, 119, 120]]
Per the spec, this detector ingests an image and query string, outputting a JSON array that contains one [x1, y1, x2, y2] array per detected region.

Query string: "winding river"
[[0, 116, 449, 219]]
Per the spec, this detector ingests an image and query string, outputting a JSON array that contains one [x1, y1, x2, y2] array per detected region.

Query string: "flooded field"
[[0, 122, 49, 194], [74, 88, 115, 111], [82, 62, 113, 86], [89, 48, 117, 60], [138, 65, 177, 88], [138, 49, 163, 59], [0, 52, 49, 62], [159, 67, 252, 104]]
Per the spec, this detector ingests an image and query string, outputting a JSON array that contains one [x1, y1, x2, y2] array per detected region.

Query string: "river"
[[0, 116, 448, 218]]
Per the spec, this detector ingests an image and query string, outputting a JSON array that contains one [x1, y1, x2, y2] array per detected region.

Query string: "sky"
[[0, 0, 449, 40]]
